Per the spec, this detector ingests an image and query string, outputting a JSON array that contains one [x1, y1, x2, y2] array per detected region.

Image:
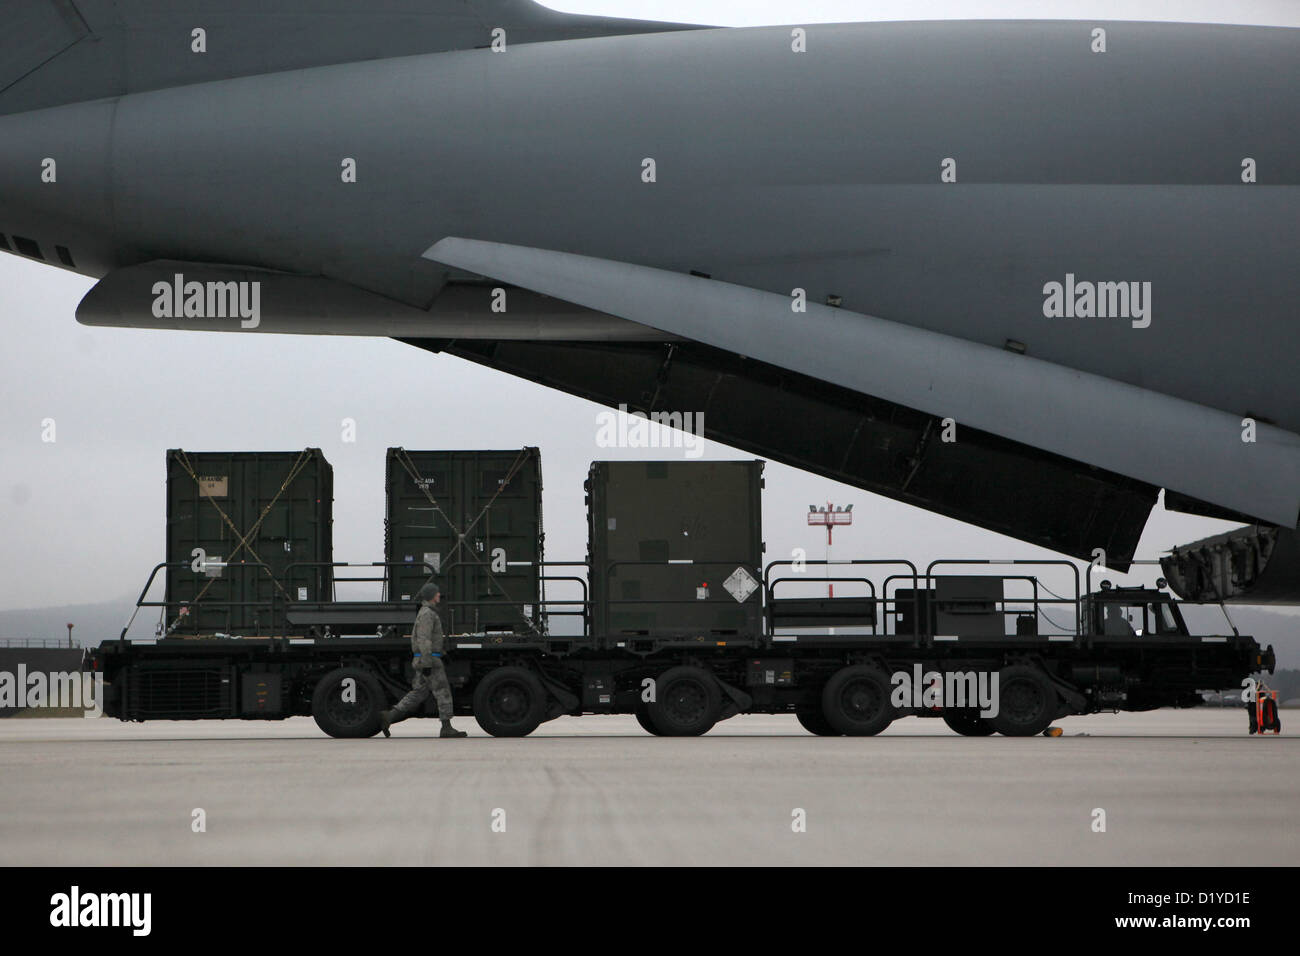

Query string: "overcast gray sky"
[[2, 0, 1290, 615]]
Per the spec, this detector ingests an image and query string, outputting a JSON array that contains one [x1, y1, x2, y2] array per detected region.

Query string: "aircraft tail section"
[[0, 0, 702, 115]]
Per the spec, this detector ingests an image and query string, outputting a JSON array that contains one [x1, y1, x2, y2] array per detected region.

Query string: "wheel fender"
[[714, 676, 753, 721], [1048, 676, 1089, 716], [538, 673, 580, 722], [356, 656, 406, 702]]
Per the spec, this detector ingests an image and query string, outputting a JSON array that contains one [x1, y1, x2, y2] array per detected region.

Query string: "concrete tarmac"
[[0, 710, 1294, 866]]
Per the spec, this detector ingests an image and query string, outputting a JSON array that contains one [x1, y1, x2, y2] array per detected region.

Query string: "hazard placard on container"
[[724, 567, 758, 603]]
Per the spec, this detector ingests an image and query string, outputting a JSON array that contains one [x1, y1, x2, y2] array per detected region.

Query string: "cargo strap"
[[395, 447, 533, 607], [172, 449, 315, 617], [393, 448, 540, 635]]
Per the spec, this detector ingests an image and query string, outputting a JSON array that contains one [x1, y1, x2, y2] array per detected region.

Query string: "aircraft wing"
[[424, 237, 1300, 533], [0, 0, 704, 115]]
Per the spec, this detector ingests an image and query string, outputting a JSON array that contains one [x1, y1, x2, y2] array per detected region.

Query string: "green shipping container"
[[385, 448, 543, 634], [587, 460, 765, 641], [165, 449, 334, 636]]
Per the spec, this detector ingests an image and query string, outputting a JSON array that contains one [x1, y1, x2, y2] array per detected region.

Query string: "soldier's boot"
[[379, 708, 406, 738], [439, 718, 468, 739]]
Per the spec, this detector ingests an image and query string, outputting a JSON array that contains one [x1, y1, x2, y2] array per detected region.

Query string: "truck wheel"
[[796, 707, 840, 736], [647, 666, 720, 736], [635, 705, 663, 735], [311, 667, 385, 738], [822, 665, 896, 736], [989, 665, 1058, 737], [942, 710, 996, 736], [473, 666, 546, 737]]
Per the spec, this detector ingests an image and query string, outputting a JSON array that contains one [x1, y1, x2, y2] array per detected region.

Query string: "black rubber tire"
[[473, 666, 547, 737], [989, 665, 1059, 737], [647, 666, 721, 736], [796, 707, 841, 736], [635, 705, 663, 735], [942, 710, 996, 736], [821, 665, 896, 736], [311, 667, 385, 738]]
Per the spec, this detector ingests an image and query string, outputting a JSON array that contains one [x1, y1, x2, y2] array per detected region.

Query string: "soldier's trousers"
[[392, 659, 454, 718]]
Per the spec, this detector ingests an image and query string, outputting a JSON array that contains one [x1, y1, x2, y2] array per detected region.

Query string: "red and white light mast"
[[807, 502, 853, 596]]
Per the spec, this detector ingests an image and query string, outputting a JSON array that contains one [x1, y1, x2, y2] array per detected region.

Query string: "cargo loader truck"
[[86, 456, 1274, 738]]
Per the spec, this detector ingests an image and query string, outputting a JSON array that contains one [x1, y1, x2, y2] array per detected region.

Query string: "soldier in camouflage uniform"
[[379, 582, 467, 738]]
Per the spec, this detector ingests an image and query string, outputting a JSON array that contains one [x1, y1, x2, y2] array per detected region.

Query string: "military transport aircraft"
[[2, 1, 1297, 596]]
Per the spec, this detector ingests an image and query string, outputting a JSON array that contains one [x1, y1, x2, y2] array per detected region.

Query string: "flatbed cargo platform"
[[88, 555, 1274, 739]]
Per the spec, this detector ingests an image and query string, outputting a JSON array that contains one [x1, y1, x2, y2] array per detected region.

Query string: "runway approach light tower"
[[808, 503, 853, 596]]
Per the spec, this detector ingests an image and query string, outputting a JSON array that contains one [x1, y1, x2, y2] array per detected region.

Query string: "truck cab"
[[1081, 585, 1188, 637]]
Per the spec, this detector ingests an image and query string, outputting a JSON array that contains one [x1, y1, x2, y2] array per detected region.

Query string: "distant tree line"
[[1203, 669, 1299, 707], [1265, 668, 1300, 706]]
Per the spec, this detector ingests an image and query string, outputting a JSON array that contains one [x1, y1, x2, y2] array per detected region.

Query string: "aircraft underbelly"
[[48, 20, 1287, 427], [1, 18, 1296, 562]]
